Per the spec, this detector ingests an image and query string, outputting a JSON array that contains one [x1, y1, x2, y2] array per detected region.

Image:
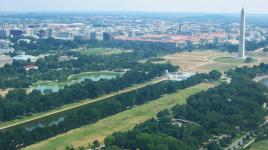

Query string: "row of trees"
[[6, 37, 266, 89], [227, 63, 268, 79], [0, 63, 177, 122], [13, 37, 268, 55], [0, 51, 160, 89], [1, 38, 184, 89], [0, 71, 221, 150], [12, 38, 79, 54], [104, 75, 268, 150], [12, 38, 181, 56]]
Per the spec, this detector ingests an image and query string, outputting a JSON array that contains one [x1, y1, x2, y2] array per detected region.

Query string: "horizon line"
[[0, 10, 268, 15]]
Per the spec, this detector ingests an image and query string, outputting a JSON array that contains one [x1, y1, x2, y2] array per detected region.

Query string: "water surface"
[[33, 71, 122, 93], [263, 79, 268, 87]]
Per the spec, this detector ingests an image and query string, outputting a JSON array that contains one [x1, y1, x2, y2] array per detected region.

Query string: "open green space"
[[23, 82, 216, 150], [250, 139, 268, 150], [213, 57, 245, 64], [0, 77, 165, 130], [32, 71, 122, 93], [200, 63, 239, 72], [74, 48, 132, 55]]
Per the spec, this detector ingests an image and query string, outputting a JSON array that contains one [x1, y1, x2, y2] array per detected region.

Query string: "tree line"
[[0, 63, 177, 122], [103, 74, 268, 150], [0, 52, 147, 88], [2, 38, 183, 89], [6, 37, 267, 89], [227, 63, 268, 79], [13, 37, 268, 55], [0, 70, 221, 150]]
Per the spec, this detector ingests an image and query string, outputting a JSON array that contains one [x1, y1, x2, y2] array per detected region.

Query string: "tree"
[[91, 140, 100, 149], [104, 145, 122, 150], [65, 145, 75, 150], [245, 57, 253, 63], [207, 142, 221, 150]]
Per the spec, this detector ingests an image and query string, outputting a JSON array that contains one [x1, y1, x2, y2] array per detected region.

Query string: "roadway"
[[225, 120, 268, 150]]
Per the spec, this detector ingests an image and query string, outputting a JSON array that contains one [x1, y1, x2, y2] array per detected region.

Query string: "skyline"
[[1, 0, 268, 14]]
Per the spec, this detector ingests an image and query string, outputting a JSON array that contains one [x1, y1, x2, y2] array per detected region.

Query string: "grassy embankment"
[[249, 139, 268, 150]]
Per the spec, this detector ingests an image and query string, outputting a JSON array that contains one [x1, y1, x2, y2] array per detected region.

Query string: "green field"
[[199, 63, 239, 72], [23, 82, 215, 150], [250, 139, 268, 150], [213, 57, 245, 64], [75, 48, 132, 55]]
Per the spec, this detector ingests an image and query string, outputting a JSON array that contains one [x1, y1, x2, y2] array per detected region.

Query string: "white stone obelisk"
[[239, 8, 246, 58]]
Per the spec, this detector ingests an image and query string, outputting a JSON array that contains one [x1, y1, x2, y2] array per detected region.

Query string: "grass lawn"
[[199, 62, 239, 72], [250, 139, 268, 150], [163, 50, 262, 73], [23, 82, 216, 150], [213, 57, 245, 64], [75, 48, 132, 55], [163, 50, 229, 72]]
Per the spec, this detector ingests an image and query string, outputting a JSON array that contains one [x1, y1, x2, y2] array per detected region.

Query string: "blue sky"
[[1, 0, 268, 13]]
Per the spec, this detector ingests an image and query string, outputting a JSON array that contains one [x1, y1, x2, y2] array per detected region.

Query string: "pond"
[[32, 71, 123, 93]]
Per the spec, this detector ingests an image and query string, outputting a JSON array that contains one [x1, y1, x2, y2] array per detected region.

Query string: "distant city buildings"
[[0, 40, 13, 53], [114, 32, 229, 48], [103, 32, 113, 41], [90, 32, 97, 40], [0, 55, 12, 67], [0, 40, 11, 49], [12, 54, 40, 62], [23, 64, 39, 71], [0, 29, 9, 38], [10, 29, 24, 38], [0, 12, 266, 50]]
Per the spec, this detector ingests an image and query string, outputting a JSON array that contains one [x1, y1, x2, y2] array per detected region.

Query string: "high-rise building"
[[47, 28, 54, 38], [103, 32, 113, 41], [0, 30, 7, 39], [38, 29, 47, 38], [239, 8, 246, 58], [10, 29, 24, 38], [90, 32, 97, 40], [179, 24, 183, 32], [157, 21, 166, 33]]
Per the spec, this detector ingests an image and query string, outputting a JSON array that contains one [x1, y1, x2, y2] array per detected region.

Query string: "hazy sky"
[[1, 0, 267, 13]]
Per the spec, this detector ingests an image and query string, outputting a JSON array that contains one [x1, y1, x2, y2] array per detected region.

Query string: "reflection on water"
[[264, 79, 268, 87], [33, 72, 122, 93], [25, 116, 65, 131]]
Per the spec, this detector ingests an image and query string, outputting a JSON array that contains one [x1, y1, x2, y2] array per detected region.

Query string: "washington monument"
[[239, 8, 246, 58]]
